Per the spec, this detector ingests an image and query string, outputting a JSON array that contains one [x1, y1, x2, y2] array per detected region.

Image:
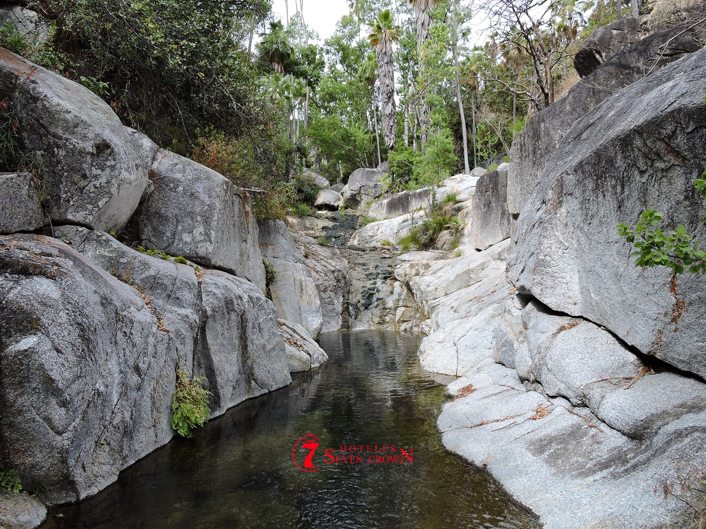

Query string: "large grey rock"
[[574, 17, 645, 77], [508, 23, 706, 216], [195, 270, 291, 416], [0, 49, 156, 232], [368, 188, 431, 220], [314, 188, 342, 211], [520, 303, 644, 410], [0, 492, 46, 529], [0, 233, 290, 505], [291, 230, 350, 333], [437, 173, 480, 202], [259, 220, 323, 337], [139, 149, 266, 292], [597, 371, 706, 440], [510, 47, 706, 379], [341, 168, 383, 209], [0, 234, 174, 504], [0, 173, 43, 234], [278, 319, 328, 372], [439, 359, 703, 529], [0, 4, 50, 43], [467, 168, 511, 250], [348, 212, 424, 248], [55, 226, 200, 369], [301, 168, 330, 189]]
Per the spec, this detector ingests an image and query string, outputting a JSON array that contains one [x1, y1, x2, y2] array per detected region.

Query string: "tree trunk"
[[377, 35, 397, 151], [413, 0, 435, 150], [631, 0, 639, 17], [452, 0, 469, 174], [373, 101, 382, 167]]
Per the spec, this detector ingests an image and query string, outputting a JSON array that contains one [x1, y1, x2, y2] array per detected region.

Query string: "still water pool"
[[44, 331, 538, 529]]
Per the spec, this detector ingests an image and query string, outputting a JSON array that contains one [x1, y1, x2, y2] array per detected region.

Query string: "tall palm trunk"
[[413, 0, 436, 149], [376, 35, 397, 151]]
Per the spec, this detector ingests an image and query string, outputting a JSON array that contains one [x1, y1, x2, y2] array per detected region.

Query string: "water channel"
[[44, 331, 538, 529]]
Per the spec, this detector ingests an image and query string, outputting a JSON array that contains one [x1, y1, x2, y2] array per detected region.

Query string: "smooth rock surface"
[[139, 149, 266, 292], [348, 212, 425, 248], [437, 174, 480, 202], [301, 168, 330, 189], [259, 220, 323, 337], [507, 23, 706, 216], [341, 168, 383, 209], [0, 492, 46, 529], [0, 173, 43, 234], [574, 17, 645, 77], [315, 188, 342, 210], [510, 47, 706, 379], [278, 319, 328, 372], [467, 168, 511, 250], [0, 233, 290, 505], [0, 49, 156, 232], [367, 188, 431, 220]]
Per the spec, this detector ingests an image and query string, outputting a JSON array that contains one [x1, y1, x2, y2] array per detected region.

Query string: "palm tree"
[[410, 0, 438, 148], [258, 21, 294, 74], [368, 9, 400, 151]]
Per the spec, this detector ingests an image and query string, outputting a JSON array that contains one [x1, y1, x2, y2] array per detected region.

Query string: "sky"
[[270, 0, 351, 41]]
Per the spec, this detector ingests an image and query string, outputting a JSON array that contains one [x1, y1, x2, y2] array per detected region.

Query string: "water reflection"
[[44, 331, 537, 529]]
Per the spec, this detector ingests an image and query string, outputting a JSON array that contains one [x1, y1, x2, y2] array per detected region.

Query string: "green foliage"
[[174, 256, 188, 264], [398, 212, 459, 251], [361, 216, 377, 226], [291, 203, 315, 217], [317, 235, 331, 245], [29, 0, 271, 150], [263, 260, 276, 300], [443, 192, 457, 204], [0, 460, 21, 493], [170, 368, 211, 438], [0, 20, 67, 71], [618, 177, 706, 275]]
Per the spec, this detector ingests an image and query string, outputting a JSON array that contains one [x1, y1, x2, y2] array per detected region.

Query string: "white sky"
[[270, 0, 351, 41]]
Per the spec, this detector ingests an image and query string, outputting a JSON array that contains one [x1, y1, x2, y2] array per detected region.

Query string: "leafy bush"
[[0, 460, 21, 493], [28, 0, 271, 151], [618, 176, 706, 275], [397, 213, 459, 251], [170, 369, 211, 438]]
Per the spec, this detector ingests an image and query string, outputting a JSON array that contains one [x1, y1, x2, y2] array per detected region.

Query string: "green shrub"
[[618, 176, 706, 275], [291, 203, 315, 217], [170, 369, 211, 438], [0, 460, 21, 493], [361, 216, 376, 226]]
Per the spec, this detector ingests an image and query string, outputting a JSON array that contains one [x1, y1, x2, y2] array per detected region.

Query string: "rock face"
[[259, 220, 323, 337], [0, 49, 156, 232], [301, 168, 330, 189], [510, 47, 706, 379], [139, 149, 266, 292], [348, 212, 424, 248], [507, 23, 706, 216], [314, 188, 342, 211], [467, 168, 511, 250], [437, 173, 480, 202], [278, 319, 328, 372], [0, 4, 50, 43], [0, 492, 46, 529], [0, 173, 43, 234], [0, 233, 290, 505], [368, 188, 431, 220], [341, 168, 383, 209], [574, 17, 645, 77]]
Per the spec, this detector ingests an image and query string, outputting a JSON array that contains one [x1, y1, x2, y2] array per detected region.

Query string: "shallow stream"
[[44, 331, 538, 529]]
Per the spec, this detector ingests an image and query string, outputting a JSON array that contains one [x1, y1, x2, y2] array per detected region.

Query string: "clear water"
[[43, 331, 538, 529]]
